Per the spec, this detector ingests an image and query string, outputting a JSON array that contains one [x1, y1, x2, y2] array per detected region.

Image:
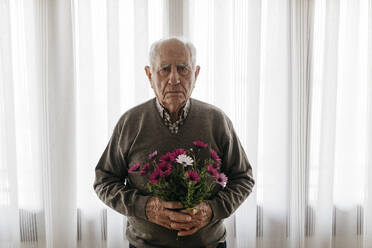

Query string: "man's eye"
[[178, 66, 189, 74], [159, 67, 170, 74]]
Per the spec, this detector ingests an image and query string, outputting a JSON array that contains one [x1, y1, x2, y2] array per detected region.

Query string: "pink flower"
[[186, 170, 200, 183], [140, 163, 150, 176], [150, 168, 162, 184], [210, 149, 221, 162], [148, 151, 158, 160], [215, 173, 228, 188], [128, 162, 141, 173], [193, 140, 208, 148], [173, 148, 186, 157], [207, 165, 218, 177], [212, 163, 220, 169], [157, 162, 172, 176], [159, 152, 176, 164]]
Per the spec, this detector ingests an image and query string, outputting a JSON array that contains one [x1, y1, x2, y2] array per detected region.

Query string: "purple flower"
[[193, 140, 208, 148], [159, 152, 176, 164], [207, 165, 218, 177], [157, 162, 172, 176], [210, 149, 221, 162], [140, 163, 150, 176], [150, 168, 162, 184], [173, 148, 186, 157], [128, 162, 141, 173], [186, 170, 200, 183], [215, 173, 228, 188], [148, 151, 158, 160]]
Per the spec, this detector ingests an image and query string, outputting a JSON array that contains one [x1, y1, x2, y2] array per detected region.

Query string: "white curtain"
[[1, 0, 76, 247], [0, 0, 371, 248]]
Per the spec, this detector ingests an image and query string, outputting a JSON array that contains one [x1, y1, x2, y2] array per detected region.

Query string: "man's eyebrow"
[[159, 63, 190, 68], [177, 63, 189, 67]]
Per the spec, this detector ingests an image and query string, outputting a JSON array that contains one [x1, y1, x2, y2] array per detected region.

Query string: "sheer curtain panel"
[[1, 0, 372, 248], [1, 0, 76, 247]]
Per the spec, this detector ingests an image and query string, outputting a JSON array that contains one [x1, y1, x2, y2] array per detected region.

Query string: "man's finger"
[[162, 201, 184, 209], [170, 221, 195, 231], [180, 208, 198, 215], [165, 209, 192, 222], [157, 219, 172, 230], [156, 214, 172, 224], [177, 227, 199, 236]]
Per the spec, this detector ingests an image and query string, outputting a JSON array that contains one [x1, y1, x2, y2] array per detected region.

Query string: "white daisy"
[[176, 154, 194, 167]]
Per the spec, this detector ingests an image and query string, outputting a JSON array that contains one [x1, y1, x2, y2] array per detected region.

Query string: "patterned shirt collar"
[[155, 98, 191, 134]]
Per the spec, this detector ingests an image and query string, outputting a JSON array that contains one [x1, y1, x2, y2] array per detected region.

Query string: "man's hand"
[[145, 197, 192, 230], [173, 201, 212, 236]]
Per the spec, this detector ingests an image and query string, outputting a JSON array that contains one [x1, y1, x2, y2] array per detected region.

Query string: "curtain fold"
[[0, 1, 19, 245], [289, 0, 314, 247], [46, 1, 76, 246], [308, 0, 339, 247], [364, 2, 372, 247], [1, 0, 371, 247], [256, 0, 291, 246]]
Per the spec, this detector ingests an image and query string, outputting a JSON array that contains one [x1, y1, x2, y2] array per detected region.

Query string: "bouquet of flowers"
[[129, 140, 228, 209]]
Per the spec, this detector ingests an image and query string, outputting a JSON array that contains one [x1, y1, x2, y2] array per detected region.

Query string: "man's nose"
[[168, 66, 180, 85]]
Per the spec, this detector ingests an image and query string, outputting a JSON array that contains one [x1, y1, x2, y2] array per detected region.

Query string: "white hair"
[[149, 37, 197, 71]]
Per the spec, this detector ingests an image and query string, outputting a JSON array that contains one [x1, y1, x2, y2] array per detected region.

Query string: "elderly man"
[[93, 37, 254, 248]]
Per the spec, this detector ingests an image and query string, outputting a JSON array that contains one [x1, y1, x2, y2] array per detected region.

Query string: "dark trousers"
[[129, 241, 226, 248]]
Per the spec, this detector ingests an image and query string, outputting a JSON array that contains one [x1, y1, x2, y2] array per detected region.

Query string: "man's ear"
[[144, 66, 153, 88], [194, 65, 200, 81]]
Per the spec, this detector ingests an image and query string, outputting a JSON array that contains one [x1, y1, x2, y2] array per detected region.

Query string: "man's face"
[[145, 40, 200, 110]]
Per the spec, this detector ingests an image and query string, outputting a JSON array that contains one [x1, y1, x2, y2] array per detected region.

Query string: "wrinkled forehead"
[[155, 41, 191, 65]]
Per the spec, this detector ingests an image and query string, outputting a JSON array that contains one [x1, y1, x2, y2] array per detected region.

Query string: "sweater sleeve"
[[93, 120, 150, 220], [207, 119, 255, 222]]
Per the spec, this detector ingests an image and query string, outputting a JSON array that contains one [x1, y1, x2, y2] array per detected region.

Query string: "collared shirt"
[[155, 97, 190, 134]]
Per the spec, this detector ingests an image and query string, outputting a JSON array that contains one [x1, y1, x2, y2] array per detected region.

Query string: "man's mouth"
[[166, 91, 183, 94]]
